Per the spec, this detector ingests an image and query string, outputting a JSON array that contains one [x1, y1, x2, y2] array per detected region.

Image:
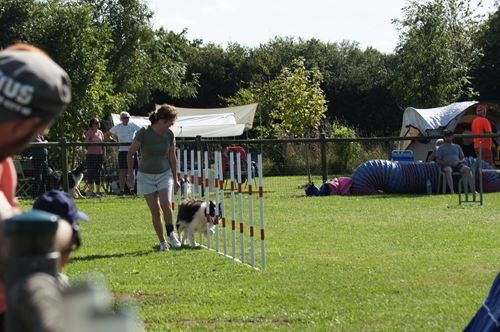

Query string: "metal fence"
[[13, 133, 499, 198]]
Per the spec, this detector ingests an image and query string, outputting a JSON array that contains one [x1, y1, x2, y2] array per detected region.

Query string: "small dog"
[[176, 199, 217, 248], [67, 163, 86, 199], [179, 178, 193, 197]]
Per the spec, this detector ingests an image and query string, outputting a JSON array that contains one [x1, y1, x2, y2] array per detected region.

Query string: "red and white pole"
[[175, 148, 181, 210], [214, 151, 220, 252], [236, 152, 245, 263], [247, 153, 255, 268], [190, 149, 195, 199], [197, 149, 202, 198], [229, 151, 236, 260], [204, 150, 211, 249], [258, 153, 266, 270], [217, 150, 227, 256]]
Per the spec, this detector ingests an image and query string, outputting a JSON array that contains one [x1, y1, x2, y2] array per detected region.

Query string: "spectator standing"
[[126, 105, 181, 251], [104, 111, 141, 195], [471, 104, 494, 166], [31, 134, 49, 198], [0, 43, 71, 331], [436, 130, 475, 194], [85, 118, 105, 197]]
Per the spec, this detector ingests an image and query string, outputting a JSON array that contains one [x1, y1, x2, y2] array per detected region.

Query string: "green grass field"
[[20, 176, 500, 331]]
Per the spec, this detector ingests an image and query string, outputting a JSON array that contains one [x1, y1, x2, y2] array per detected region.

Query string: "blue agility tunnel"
[[350, 157, 500, 195]]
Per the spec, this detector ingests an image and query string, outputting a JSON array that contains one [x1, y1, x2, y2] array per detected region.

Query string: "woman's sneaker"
[[168, 232, 181, 249], [159, 241, 169, 251]]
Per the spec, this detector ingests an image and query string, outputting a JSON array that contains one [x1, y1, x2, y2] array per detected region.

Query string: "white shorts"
[[137, 170, 173, 196]]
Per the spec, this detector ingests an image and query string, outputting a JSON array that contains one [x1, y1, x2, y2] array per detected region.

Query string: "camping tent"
[[398, 101, 500, 161], [111, 103, 258, 138]]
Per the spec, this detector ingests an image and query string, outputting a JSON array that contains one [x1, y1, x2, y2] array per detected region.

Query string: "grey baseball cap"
[[0, 49, 71, 123]]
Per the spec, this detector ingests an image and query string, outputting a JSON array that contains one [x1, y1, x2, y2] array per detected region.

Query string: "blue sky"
[[146, 0, 496, 53]]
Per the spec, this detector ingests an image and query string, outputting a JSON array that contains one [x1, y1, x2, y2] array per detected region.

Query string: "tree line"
[[1, 0, 499, 141]]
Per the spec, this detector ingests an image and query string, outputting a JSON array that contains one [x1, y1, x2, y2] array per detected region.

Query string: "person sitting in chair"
[[436, 130, 475, 194], [426, 138, 444, 162]]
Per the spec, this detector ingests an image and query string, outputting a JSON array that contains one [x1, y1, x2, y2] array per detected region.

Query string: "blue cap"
[[33, 190, 88, 248]]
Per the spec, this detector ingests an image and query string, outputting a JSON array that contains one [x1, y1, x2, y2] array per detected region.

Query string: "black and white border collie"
[[67, 163, 86, 199], [176, 199, 217, 248]]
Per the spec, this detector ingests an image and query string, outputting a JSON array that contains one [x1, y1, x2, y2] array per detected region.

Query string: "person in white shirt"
[[105, 112, 141, 195]]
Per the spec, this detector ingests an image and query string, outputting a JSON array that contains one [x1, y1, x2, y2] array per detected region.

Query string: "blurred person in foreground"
[[0, 43, 71, 330], [33, 190, 88, 287]]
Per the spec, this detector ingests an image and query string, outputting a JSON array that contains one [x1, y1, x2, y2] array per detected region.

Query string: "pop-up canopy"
[[112, 103, 257, 138], [398, 101, 500, 161]]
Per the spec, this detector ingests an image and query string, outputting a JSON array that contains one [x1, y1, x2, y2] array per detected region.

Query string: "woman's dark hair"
[[149, 104, 177, 124], [88, 117, 100, 128]]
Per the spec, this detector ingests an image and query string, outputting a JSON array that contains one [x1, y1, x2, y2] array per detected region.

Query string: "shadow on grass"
[[297, 193, 429, 199], [166, 244, 202, 250], [72, 249, 153, 262]]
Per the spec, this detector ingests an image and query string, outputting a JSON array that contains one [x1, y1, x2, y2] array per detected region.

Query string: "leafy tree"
[[473, 6, 500, 100], [0, 0, 118, 142], [391, 0, 484, 108], [329, 123, 362, 173], [227, 57, 327, 138], [83, 0, 198, 109], [168, 41, 253, 108], [0, 0, 198, 142], [0, 0, 37, 48]]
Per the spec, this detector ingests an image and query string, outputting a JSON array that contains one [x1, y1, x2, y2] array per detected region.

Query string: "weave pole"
[[175, 149, 182, 209], [183, 150, 188, 198], [229, 152, 237, 259], [217, 151, 228, 256], [247, 153, 255, 268], [258, 153, 266, 270], [197, 149, 202, 198], [190, 149, 195, 199], [214, 151, 220, 252], [174, 148, 266, 271], [236, 152, 245, 264], [204, 150, 211, 249]]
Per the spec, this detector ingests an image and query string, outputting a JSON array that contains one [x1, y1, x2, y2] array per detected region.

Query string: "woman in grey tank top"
[[126, 105, 181, 251]]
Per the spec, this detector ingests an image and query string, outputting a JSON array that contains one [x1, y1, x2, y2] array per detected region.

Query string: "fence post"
[[320, 132, 327, 183], [60, 137, 69, 193]]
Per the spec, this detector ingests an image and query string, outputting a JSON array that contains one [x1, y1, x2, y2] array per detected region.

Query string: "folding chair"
[[13, 159, 34, 197], [438, 169, 469, 194]]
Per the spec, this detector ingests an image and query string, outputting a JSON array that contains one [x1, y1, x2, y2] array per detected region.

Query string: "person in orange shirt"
[[471, 104, 494, 166]]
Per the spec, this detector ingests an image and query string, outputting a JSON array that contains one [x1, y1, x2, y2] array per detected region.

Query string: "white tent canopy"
[[398, 100, 500, 161], [112, 103, 257, 138], [399, 101, 478, 139]]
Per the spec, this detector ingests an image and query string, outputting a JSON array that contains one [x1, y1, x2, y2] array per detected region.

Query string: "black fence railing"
[[13, 133, 499, 198]]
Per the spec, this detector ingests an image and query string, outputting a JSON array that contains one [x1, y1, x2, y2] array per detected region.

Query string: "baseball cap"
[[0, 48, 71, 123], [120, 111, 130, 119], [33, 190, 88, 248]]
